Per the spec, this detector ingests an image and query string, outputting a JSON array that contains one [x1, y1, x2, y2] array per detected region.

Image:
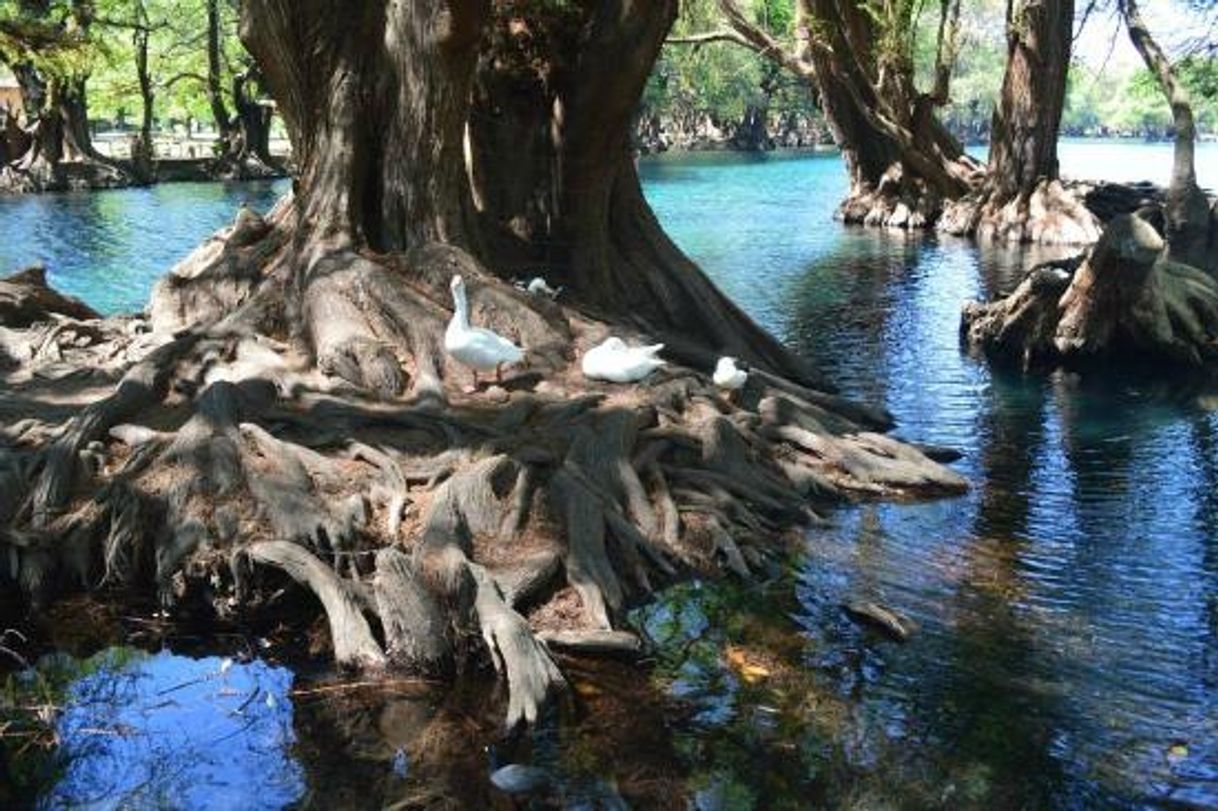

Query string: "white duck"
[[581, 337, 666, 383], [525, 276, 562, 299], [445, 274, 524, 387], [712, 356, 748, 396]]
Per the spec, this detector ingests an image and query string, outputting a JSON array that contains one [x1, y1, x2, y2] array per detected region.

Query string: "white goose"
[[712, 356, 747, 394], [445, 274, 524, 387], [581, 337, 666, 383]]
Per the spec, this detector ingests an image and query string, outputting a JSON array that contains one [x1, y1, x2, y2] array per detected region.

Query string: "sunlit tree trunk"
[[1120, 0, 1215, 272], [940, 0, 1101, 244]]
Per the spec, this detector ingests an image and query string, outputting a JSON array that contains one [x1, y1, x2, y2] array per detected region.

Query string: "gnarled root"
[[940, 179, 1103, 246], [1, 243, 969, 729], [963, 212, 1218, 369]]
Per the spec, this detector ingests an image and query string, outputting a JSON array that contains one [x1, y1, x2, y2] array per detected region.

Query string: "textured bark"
[[962, 213, 1218, 368], [469, 0, 821, 384], [939, 0, 1101, 244], [1120, 0, 1216, 274], [699, 0, 983, 230], [205, 0, 234, 145]]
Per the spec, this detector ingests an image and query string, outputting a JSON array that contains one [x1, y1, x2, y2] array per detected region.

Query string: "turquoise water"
[[0, 180, 287, 315], [2, 144, 1217, 808]]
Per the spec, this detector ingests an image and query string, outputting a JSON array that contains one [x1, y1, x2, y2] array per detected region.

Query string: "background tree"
[[0, 0, 129, 190], [1119, 0, 1216, 271], [668, 0, 986, 229], [939, 0, 1102, 243]]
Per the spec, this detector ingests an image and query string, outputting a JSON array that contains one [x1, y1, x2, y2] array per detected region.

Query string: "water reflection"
[[5, 649, 303, 809], [642, 150, 1218, 806]]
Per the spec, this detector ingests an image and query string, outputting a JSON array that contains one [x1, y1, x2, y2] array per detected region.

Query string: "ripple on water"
[[4, 148, 1217, 808]]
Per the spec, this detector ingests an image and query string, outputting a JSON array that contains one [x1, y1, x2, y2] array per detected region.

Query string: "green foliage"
[[648, 0, 815, 127], [88, 0, 245, 128], [0, 0, 102, 85]]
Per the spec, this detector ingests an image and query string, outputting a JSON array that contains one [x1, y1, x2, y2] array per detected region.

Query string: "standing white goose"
[[445, 274, 524, 388], [581, 337, 666, 383], [712, 356, 747, 399]]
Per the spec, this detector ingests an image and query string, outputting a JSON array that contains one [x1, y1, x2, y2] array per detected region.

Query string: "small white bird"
[[581, 337, 666, 383], [445, 274, 525, 389], [712, 356, 748, 394], [525, 276, 561, 299], [218, 657, 234, 677]]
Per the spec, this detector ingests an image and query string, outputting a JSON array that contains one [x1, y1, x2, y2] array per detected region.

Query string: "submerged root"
[[0, 232, 968, 728]]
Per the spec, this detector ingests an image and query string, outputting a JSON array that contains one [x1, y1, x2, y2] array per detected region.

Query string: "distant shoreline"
[[638, 132, 1217, 158]]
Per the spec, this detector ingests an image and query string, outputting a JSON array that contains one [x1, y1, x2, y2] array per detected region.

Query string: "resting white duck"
[[445, 274, 524, 388], [712, 356, 748, 392], [581, 336, 666, 383], [526, 276, 562, 299], [513, 275, 562, 300]]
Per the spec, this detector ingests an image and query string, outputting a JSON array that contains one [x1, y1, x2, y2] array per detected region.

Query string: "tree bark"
[[467, 0, 822, 382], [690, 0, 983, 230], [939, 0, 1101, 244], [1120, 0, 1215, 273], [205, 0, 234, 145], [132, 3, 155, 182]]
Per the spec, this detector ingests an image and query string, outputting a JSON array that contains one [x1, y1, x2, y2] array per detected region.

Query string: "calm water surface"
[[2, 143, 1217, 809]]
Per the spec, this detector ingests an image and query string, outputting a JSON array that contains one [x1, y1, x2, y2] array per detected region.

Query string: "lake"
[[2, 140, 1217, 808]]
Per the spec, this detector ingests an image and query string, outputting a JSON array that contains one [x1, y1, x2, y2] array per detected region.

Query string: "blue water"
[[12, 649, 303, 809], [0, 180, 287, 315], [2, 143, 1216, 808], [640, 149, 1218, 807]]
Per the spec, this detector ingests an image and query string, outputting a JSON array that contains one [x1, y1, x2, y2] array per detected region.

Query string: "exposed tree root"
[[962, 212, 1218, 369], [1, 209, 968, 728], [939, 178, 1103, 246]]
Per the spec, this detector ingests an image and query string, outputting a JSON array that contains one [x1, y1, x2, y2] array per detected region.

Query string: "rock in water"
[[842, 600, 918, 642], [490, 763, 552, 795]]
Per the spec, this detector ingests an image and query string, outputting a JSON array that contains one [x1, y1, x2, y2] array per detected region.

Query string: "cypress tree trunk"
[[704, 0, 984, 229], [205, 0, 234, 145], [939, 0, 1100, 244], [0, 0, 969, 733]]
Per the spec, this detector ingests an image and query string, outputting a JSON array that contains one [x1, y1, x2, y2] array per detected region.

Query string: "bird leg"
[[495, 363, 503, 384]]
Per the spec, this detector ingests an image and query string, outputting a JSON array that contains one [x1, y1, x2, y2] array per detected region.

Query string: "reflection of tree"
[[914, 370, 1072, 806], [3, 649, 302, 808], [781, 230, 923, 401], [1185, 416, 1218, 717], [291, 660, 688, 809]]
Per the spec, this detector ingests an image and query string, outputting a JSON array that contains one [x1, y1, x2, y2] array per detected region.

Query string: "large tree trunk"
[[1120, 0, 1216, 273], [939, 0, 1100, 244], [0, 0, 970, 734], [700, 0, 984, 230]]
